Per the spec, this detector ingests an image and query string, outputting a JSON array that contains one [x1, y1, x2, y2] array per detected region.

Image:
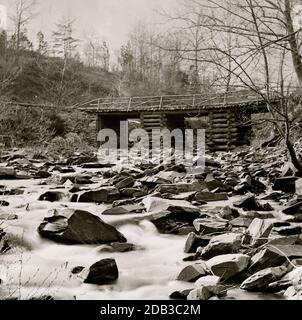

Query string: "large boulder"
[[205, 175, 224, 191], [177, 263, 207, 282], [38, 191, 68, 202], [234, 195, 273, 211], [84, 259, 119, 285], [185, 232, 211, 253], [74, 187, 120, 203], [150, 211, 199, 235], [38, 209, 127, 244], [240, 266, 288, 292], [206, 254, 250, 281], [193, 218, 229, 234], [268, 266, 302, 292], [243, 218, 274, 247], [250, 245, 302, 273], [201, 233, 242, 259]]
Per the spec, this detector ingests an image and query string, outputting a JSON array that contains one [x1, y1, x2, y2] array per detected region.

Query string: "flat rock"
[[268, 236, 300, 246], [101, 206, 131, 216], [150, 210, 199, 235], [75, 187, 120, 203], [274, 225, 302, 236], [206, 254, 251, 281], [234, 195, 273, 211], [193, 218, 229, 234], [201, 233, 243, 259], [230, 217, 253, 228], [120, 188, 147, 198], [115, 177, 135, 190], [240, 266, 288, 291], [170, 192, 197, 201], [261, 192, 283, 201], [283, 201, 302, 215], [177, 263, 207, 282], [38, 209, 126, 244], [156, 171, 185, 183], [156, 182, 200, 195], [98, 242, 135, 253], [34, 170, 52, 179], [142, 197, 200, 214], [0, 167, 15, 179], [195, 192, 228, 202], [84, 259, 119, 285]]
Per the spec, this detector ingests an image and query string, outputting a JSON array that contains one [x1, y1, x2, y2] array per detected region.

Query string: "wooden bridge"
[[80, 91, 279, 152]]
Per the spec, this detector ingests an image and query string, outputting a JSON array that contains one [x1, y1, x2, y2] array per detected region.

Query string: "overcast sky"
[[1, 0, 176, 50]]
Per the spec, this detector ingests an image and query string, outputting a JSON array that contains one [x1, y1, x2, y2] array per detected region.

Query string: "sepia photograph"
[[0, 0, 302, 310]]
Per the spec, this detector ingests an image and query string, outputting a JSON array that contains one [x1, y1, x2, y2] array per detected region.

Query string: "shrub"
[[46, 133, 94, 158]]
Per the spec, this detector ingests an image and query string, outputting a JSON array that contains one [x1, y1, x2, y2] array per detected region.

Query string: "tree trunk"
[[286, 137, 302, 173], [284, 0, 302, 86]]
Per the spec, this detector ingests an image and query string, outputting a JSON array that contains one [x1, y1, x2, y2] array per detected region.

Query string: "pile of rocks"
[[2, 146, 302, 299]]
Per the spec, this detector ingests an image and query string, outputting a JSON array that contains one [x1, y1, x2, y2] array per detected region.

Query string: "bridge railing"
[[80, 91, 280, 112]]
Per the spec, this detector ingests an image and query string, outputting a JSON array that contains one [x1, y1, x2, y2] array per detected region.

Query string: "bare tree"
[[10, 0, 36, 53], [161, 0, 302, 171], [52, 18, 79, 105]]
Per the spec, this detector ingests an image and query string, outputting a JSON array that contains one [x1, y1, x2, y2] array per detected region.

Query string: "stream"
[[0, 175, 284, 300]]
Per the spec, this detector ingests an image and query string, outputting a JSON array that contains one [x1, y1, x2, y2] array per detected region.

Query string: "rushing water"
[[0, 177, 284, 300]]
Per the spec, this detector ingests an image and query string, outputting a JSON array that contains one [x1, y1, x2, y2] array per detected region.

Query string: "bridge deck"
[[80, 92, 277, 114]]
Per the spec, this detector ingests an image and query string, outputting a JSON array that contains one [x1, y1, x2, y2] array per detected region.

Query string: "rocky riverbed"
[[1, 147, 302, 300]]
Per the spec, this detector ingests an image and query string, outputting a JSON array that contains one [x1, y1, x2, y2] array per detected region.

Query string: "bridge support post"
[[206, 110, 238, 151]]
